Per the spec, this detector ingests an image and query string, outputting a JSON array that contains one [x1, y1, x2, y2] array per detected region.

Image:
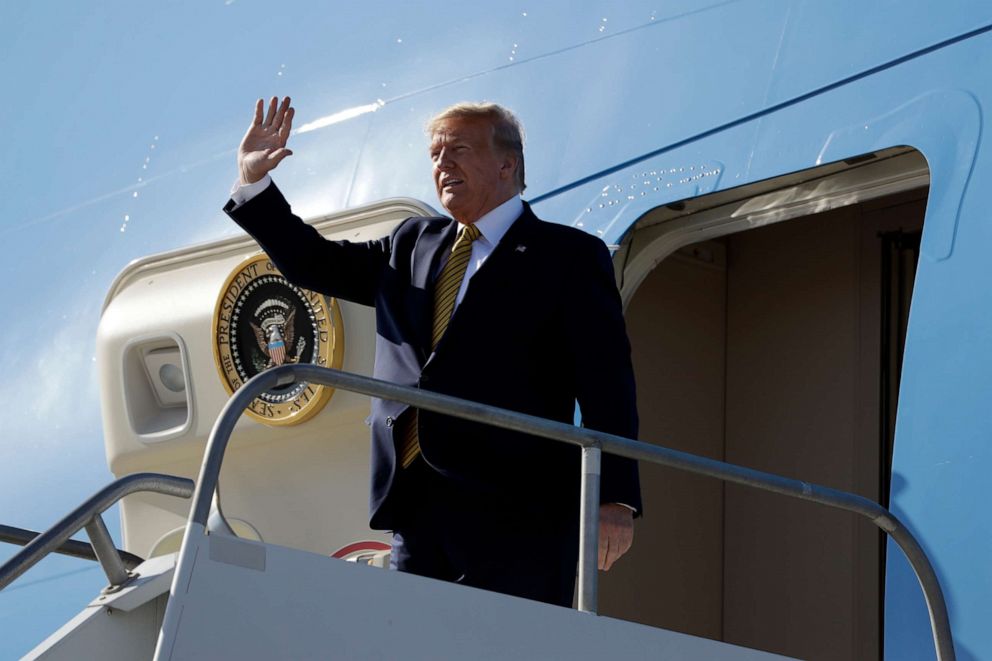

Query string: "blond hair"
[[427, 102, 526, 192]]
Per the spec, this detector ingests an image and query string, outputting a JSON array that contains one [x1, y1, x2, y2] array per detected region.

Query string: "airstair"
[[0, 365, 954, 660]]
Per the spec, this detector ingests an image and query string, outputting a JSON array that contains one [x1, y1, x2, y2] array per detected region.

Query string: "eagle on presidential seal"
[[249, 305, 300, 369]]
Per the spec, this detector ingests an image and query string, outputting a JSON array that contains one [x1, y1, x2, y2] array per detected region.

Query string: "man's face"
[[430, 116, 518, 224]]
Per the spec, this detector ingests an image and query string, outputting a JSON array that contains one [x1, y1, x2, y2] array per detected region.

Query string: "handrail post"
[[84, 514, 130, 590], [577, 445, 601, 614]]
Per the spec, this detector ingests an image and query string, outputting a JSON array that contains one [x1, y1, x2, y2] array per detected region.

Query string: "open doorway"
[[599, 148, 928, 661]]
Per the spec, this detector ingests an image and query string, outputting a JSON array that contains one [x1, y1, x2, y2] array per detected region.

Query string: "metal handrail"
[[191, 364, 955, 661], [0, 473, 195, 592], [0, 524, 145, 570]]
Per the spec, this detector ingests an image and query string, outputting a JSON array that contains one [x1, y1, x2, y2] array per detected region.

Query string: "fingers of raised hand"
[[275, 96, 292, 131], [253, 97, 292, 141], [263, 96, 292, 131], [277, 106, 295, 142], [251, 98, 264, 127], [262, 96, 279, 128]]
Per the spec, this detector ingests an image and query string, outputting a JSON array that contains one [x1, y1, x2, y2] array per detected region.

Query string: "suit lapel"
[[458, 204, 539, 299]]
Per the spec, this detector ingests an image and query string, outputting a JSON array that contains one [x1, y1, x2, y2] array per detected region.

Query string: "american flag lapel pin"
[[515, 245, 527, 253]]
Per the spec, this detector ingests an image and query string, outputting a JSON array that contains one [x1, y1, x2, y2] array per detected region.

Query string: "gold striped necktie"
[[399, 223, 482, 469]]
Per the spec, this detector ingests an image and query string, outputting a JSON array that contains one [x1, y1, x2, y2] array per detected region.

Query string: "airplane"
[[1, 1, 989, 658]]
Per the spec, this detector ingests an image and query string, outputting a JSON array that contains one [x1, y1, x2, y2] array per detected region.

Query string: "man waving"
[[225, 96, 641, 606]]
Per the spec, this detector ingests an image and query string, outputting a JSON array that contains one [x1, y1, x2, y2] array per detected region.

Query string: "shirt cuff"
[[230, 174, 272, 208], [613, 503, 636, 513]]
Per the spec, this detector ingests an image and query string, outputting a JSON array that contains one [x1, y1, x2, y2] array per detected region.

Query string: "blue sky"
[[0, 1, 674, 655]]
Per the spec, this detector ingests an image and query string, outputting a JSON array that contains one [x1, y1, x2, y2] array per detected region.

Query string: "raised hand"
[[238, 96, 295, 185]]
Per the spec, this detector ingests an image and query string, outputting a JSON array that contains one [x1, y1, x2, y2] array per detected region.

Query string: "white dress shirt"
[[230, 174, 273, 207]]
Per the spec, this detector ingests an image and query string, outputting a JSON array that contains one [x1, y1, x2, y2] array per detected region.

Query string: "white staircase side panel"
[[25, 594, 168, 661], [157, 529, 794, 660], [26, 555, 176, 660]]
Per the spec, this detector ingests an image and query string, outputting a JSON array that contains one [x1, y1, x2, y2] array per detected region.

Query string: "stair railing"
[[0, 473, 194, 593], [187, 363, 954, 661]]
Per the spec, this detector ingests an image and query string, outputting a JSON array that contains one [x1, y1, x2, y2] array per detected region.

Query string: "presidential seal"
[[213, 253, 344, 425]]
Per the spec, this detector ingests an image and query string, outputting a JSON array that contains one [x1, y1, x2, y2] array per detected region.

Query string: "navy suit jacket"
[[226, 184, 641, 530]]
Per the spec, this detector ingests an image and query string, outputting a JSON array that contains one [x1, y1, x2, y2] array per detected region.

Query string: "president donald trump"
[[226, 96, 641, 606]]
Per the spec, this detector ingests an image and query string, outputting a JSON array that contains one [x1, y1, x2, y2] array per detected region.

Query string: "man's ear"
[[499, 154, 518, 181]]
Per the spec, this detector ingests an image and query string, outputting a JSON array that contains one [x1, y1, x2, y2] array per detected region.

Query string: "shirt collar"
[[459, 195, 523, 247]]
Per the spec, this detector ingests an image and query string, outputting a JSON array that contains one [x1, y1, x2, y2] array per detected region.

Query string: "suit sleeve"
[[562, 236, 643, 515], [224, 183, 390, 306]]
